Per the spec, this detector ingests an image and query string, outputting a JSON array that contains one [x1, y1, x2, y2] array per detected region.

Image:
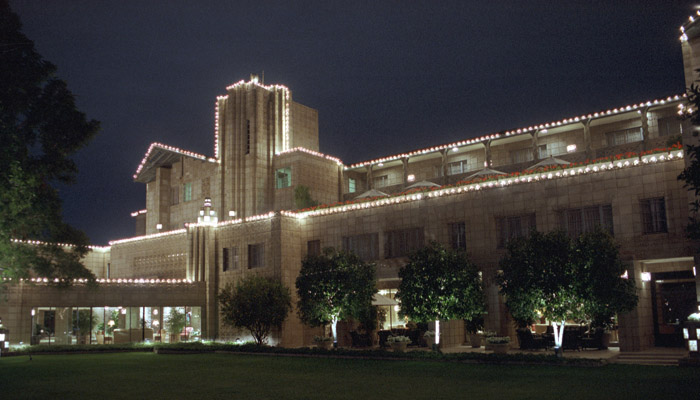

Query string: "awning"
[[372, 293, 398, 306]]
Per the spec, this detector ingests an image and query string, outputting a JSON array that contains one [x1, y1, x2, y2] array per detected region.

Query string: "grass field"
[[1, 352, 698, 399]]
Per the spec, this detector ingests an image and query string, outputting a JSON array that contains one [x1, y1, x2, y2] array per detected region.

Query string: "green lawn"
[[1, 352, 697, 399]]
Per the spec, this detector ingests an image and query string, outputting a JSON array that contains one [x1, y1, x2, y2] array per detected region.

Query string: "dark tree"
[[219, 275, 292, 346], [0, 2, 99, 289], [296, 248, 376, 344], [678, 83, 700, 243], [396, 242, 485, 344]]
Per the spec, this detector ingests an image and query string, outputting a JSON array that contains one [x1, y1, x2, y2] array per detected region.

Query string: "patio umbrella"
[[464, 167, 507, 181], [527, 156, 571, 170], [405, 180, 440, 190], [355, 189, 389, 199]]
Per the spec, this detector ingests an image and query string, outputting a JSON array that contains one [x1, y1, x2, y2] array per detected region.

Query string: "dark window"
[[307, 240, 321, 257], [171, 187, 179, 205], [374, 175, 388, 188], [223, 247, 239, 271], [246, 119, 251, 155], [342, 233, 379, 261], [510, 147, 533, 164], [606, 127, 642, 146], [449, 222, 466, 250], [557, 205, 613, 238], [496, 213, 536, 248], [641, 197, 667, 234], [248, 243, 264, 269], [384, 228, 424, 259]]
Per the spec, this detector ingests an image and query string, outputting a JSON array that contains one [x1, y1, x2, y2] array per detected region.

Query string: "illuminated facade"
[[4, 16, 700, 351]]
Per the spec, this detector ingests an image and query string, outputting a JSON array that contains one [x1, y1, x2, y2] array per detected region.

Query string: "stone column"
[[367, 164, 373, 189], [531, 129, 540, 161], [583, 119, 593, 159], [402, 157, 409, 185], [641, 107, 650, 151], [484, 140, 492, 168], [440, 149, 448, 185]]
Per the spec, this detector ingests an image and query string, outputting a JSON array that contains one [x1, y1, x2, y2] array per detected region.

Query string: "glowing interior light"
[[0, 333, 5, 341], [407, 174, 416, 182], [641, 272, 651, 282], [690, 340, 698, 352], [452, 147, 459, 152], [156, 223, 163, 230], [620, 270, 629, 279], [567, 144, 577, 153], [229, 210, 236, 217], [684, 328, 690, 339]]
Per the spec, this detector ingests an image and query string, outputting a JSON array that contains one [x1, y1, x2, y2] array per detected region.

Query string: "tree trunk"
[[331, 316, 338, 345]]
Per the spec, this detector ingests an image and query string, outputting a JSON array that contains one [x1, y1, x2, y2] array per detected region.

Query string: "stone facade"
[[4, 20, 700, 350]]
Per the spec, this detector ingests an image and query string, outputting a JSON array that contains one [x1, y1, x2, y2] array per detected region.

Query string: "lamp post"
[[0, 316, 9, 357]]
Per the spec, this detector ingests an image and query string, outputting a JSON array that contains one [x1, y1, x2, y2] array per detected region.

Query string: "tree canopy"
[[0, 2, 99, 288], [295, 248, 376, 342], [396, 242, 485, 325], [499, 229, 637, 331], [219, 275, 292, 345], [678, 83, 700, 243]]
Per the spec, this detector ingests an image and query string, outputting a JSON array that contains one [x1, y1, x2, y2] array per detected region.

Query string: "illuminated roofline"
[[287, 148, 684, 219], [275, 147, 344, 166], [345, 94, 685, 169], [2, 277, 194, 284], [133, 142, 217, 180], [108, 228, 187, 246], [130, 209, 147, 217], [680, 10, 700, 41], [11, 238, 110, 252]]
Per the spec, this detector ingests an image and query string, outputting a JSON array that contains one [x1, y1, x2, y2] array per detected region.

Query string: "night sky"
[[9, 1, 699, 245]]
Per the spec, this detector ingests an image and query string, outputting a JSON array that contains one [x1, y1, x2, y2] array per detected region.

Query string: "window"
[[447, 158, 477, 176], [449, 222, 466, 250], [537, 144, 548, 159], [433, 165, 443, 178], [557, 204, 613, 238], [657, 116, 689, 137], [307, 240, 321, 257], [222, 247, 239, 271], [496, 213, 536, 248], [342, 233, 379, 261], [373, 175, 389, 188], [510, 147, 533, 164], [275, 167, 291, 189], [384, 227, 424, 259], [183, 183, 192, 202], [348, 178, 356, 193], [641, 197, 667, 234], [248, 243, 264, 269], [606, 127, 642, 146], [170, 186, 179, 205], [245, 119, 251, 154]]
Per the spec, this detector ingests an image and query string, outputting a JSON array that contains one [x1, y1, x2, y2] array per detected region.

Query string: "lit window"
[[407, 174, 416, 182], [183, 183, 192, 202], [275, 167, 291, 189], [566, 144, 577, 153], [348, 178, 356, 193]]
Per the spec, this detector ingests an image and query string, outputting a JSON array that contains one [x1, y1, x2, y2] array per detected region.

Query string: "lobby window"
[[641, 197, 667, 234], [342, 233, 379, 261], [307, 240, 321, 257], [171, 186, 179, 205], [275, 167, 291, 189], [496, 213, 536, 248], [557, 204, 613, 238], [606, 127, 642, 146], [246, 119, 251, 154], [374, 175, 389, 188], [348, 178, 356, 193], [223, 247, 239, 271], [183, 183, 192, 202], [384, 227, 424, 259], [248, 243, 264, 269], [448, 222, 466, 251], [510, 147, 533, 164], [536, 144, 548, 159]]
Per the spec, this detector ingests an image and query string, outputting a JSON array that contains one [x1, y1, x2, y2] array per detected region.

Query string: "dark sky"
[[9, 1, 699, 245]]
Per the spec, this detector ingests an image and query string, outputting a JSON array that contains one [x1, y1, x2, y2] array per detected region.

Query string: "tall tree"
[[678, 83, 700, 242], [219, 275, 292, 346], [499, 229, 637, 353], [396, 242, 485, 347], [296, 248, 376, 345], [0, 2, 99, 288]]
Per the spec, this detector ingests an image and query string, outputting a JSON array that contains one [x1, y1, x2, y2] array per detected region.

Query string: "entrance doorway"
[[651, 270, 696, 347]]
